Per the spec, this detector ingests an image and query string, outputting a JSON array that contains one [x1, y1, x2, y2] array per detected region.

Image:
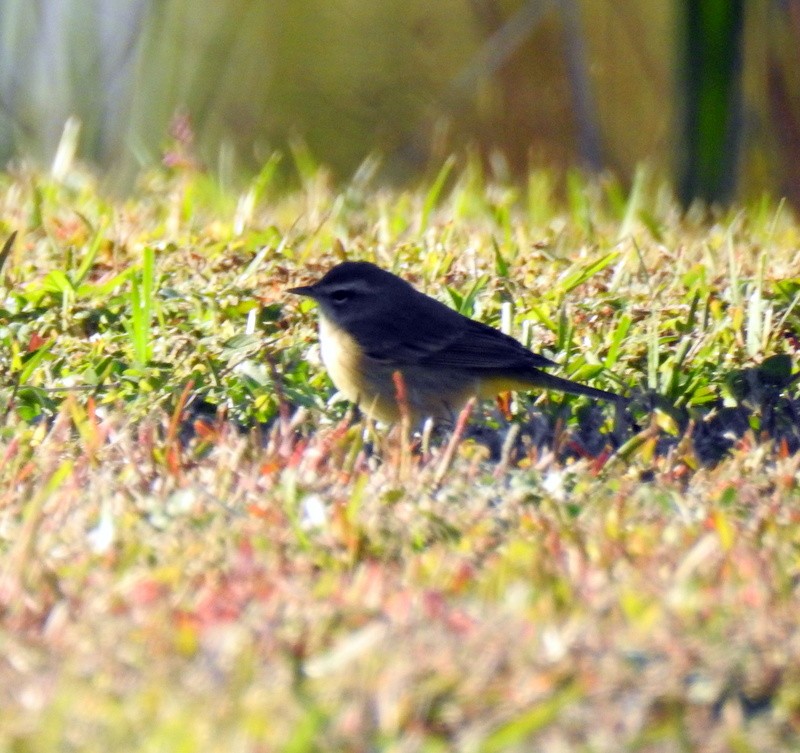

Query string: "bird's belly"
[[395, 365, 481, 423], [317, 316, 479, 423]]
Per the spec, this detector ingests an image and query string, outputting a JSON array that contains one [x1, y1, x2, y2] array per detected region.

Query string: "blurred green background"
[[0, 0, 798, 205]]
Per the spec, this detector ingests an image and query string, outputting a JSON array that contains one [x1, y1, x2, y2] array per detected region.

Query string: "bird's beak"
[[288, 284, 316, 297]]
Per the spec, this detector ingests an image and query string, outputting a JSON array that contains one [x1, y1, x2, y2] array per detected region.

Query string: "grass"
[[1, 152, 800, 751]]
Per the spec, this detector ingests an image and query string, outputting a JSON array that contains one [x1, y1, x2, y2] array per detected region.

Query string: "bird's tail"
[[524, 370, 625, 403]]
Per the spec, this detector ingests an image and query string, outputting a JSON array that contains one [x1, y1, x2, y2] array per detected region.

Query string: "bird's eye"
[[329, 289, 352, 304]]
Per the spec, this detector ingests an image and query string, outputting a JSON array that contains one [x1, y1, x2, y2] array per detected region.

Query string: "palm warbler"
[[290, 261, 623, 422]]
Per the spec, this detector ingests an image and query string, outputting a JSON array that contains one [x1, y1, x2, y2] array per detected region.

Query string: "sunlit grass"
[[1, 157, 800, 751]]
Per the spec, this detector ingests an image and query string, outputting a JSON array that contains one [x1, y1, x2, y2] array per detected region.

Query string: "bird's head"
[[289, 261, 415, 330]]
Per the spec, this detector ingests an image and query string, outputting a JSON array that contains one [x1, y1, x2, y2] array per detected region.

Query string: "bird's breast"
[[318, 314, 367, 404]]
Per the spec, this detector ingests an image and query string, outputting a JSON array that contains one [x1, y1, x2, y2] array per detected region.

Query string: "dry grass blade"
[[392, 370, 412, 481], [0, 231, 17, 275], [433, 397, 475, 490]]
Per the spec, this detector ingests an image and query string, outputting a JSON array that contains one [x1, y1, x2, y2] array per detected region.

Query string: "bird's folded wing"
[[363, 316, 557, 372]]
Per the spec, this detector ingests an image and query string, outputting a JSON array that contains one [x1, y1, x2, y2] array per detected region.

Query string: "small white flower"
[[542, 469, 566, 501], [87, 505, 115, 554], [300, 494, 328, 530]]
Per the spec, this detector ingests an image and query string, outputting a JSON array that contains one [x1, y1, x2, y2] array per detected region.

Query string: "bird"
[[289, 261, 624, 423]]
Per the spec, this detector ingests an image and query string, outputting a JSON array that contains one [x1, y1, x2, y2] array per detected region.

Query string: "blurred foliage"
[[127, 0, 478, 181], [764, 0, 800, 207], [0, 0, 799, 206], [0, 0, 146, 163], [677, 0, 744, 205]]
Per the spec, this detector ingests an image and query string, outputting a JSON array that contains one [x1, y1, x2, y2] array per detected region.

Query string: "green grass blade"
[[745, 253, 766, 358], [72, 219, 108, 287], [618, 164, 648, 240], [557, 252, 620, 296], [421, 156, 456, 231], [18, 342, 53, 384], [604, 313, 632, 368], [128, 246, 156, 366], [648, 318, 660, 391], [482, 682, 579, 753]]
